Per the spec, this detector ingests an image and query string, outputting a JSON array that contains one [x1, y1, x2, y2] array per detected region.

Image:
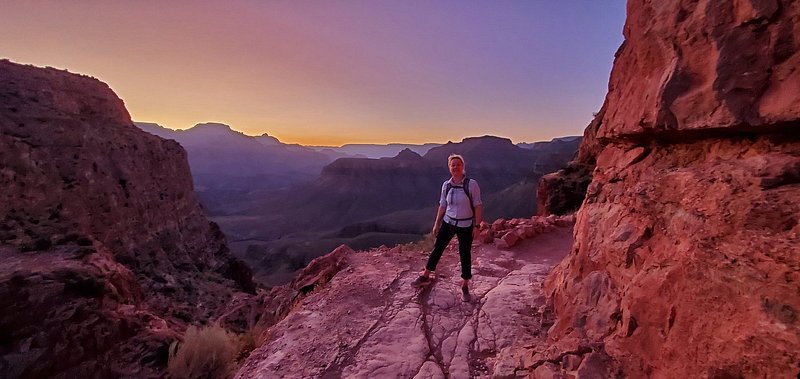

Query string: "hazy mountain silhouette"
[[517, 135, 581, 150], [307, 142, 441, 158], [218, 135, 580, 285], [135, 122, 337, 213], [133, 125, 580, 285], [276, 149, 441, 225]]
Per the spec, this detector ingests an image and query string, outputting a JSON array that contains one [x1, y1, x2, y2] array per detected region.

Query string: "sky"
[[0, 1, 627, 146]]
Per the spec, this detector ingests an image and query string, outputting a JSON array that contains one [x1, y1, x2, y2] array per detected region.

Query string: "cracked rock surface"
[[236, 225, 573, 378]]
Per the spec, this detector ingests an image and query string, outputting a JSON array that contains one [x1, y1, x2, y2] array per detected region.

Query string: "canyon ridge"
[[1, 0, 799, 377]]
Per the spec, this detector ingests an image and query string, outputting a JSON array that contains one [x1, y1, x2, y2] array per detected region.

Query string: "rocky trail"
[[236, 223, 575, 378]]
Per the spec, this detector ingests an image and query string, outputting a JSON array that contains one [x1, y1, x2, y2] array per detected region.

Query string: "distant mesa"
[[136, 121, 266, 143], [308, 142, 441, 159], [192, 121, 233, 130], [425, 135, 519, 160], [517, 135, 581, 150], [255, 133, 282, 146]]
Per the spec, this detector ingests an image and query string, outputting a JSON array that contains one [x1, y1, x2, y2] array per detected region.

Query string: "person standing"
[[412, 154, 482, 302]]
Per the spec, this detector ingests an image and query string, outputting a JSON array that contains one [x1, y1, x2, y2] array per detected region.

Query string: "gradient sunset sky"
[[1, 1, 626, 146]]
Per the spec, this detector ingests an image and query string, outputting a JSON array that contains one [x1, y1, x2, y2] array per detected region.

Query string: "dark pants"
[[425, 222, 473, 280]]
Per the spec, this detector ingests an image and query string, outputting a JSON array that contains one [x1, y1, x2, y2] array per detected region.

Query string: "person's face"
[[449, 158, 464, 177]]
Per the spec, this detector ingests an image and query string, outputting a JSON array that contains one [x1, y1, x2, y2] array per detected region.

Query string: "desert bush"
[[168, 324, 238, 379]]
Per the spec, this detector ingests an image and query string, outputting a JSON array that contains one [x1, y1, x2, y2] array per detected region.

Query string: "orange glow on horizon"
[[0, 2, 625, 146]]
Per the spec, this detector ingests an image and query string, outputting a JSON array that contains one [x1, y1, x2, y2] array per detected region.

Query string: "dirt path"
[[236, 225, 575, 378]]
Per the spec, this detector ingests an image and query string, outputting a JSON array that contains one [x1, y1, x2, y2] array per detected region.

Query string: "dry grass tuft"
[[401, 233, 435, 253], [236, 324, 266, 362], [168, 324, 238, 379]]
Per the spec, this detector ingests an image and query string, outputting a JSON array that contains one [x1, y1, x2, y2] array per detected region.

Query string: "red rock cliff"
[[545, 1, 799, 377], [0, 60, 254, 378]]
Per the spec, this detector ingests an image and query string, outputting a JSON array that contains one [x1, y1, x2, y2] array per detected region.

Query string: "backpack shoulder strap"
[[463, 178, 475, 221], [444, 178, 477, 224]]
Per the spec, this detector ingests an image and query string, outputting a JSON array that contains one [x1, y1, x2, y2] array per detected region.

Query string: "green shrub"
[[168, 324, 238, 379]]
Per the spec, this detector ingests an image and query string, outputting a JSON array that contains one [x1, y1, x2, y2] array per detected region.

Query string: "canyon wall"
[[0, 60, 254, 378], [544, 0, 799, 377]]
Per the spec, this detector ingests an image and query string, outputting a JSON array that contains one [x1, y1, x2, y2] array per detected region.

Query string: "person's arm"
[[472, 205, 483, 236], [433, 181, 448, 235], [471, 180, 483, 236], [432, 205, 446, 235]]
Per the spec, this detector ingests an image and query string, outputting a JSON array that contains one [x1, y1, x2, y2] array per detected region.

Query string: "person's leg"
[[455, 226, 473, 285], [425, 223, 456, 274]]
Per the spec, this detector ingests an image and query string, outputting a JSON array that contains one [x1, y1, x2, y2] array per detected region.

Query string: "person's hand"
[[472, 225, 480, 238], [432, 224, 440, 236]]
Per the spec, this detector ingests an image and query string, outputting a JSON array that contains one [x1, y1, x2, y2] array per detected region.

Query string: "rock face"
[[236, 223, 577, 378], [0, 60, 254, 377], [536, 112, 602, 216], [544, 1, 800, 377], [535, 163, 592, 216]]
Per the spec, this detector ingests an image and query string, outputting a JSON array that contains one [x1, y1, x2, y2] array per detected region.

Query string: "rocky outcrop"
[[544, 1, 800, 377], [479, 215, 576, 248], [536, 161, 593, 216], [0, 60, 255, 377], [236, 222, 577, 378], [537, 107, 604, 216]]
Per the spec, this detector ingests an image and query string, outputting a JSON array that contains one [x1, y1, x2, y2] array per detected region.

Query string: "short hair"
[[448, 154, 466, 174], [448, 154, 465, 165]]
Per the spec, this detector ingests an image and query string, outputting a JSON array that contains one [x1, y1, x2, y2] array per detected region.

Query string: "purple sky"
[[0, 1, 627, 145]]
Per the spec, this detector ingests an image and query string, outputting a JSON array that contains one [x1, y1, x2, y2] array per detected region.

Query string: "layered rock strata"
[[0, 60, 254, 377], [544, 1, 800, 377]]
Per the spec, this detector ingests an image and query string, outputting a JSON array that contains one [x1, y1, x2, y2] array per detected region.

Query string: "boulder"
[[500, 231, 520, 248], [492, 219, 508, 231], [480, 230, 495, 244]]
